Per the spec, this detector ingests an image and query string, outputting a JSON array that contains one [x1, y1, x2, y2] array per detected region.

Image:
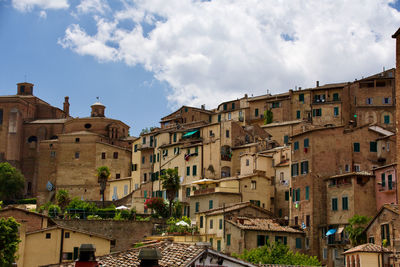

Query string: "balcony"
[[378, 182, 396, 193]]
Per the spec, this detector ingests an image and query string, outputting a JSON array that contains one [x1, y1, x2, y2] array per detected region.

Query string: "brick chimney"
[[75, 244, 99, 267], [138, 248, 161, 267], [392, 28, 400, 205], [17, 82, 34, 96], [63, 96, 70, 117]]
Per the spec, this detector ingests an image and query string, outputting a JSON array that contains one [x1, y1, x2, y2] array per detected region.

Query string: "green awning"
[[182, 130, 199, 138]]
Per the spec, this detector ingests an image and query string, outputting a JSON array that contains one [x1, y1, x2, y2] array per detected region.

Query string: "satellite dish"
[[46, 181, 54, 191]]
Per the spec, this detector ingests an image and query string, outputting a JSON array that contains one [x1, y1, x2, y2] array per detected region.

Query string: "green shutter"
[[305, 186, 309, 200], [218, 114, 221, 122], [312, 109, 316, 117], [299, 94, 304, 102], [284, 135, 289, 145], [217, 240, 221, 251], [219, 219, 223, 229], [354, 143, 360, 152], [294, 141, 299, 150], [255, 109, 259, 117], [388, 175, 393, 190], [342, 197, 348, 210], [296, 110, 301, 119], [186, 187, 191, 197], [384, 115, 390, 124], [304, 138, 309, 148], [144, 190, 147, 198], [296, 238, 302, 249], [285, 191, 289, 201], [209, 200, 213, 209], [193, 165, 197, 176], [227, 234, 231, 245], [186, 166, 190, 176], [195, 202, 199, 212], [382, 173, 386, 187], [73, 247, 79, 260], [370, 142, 377, 152], [333, 93, 339, 101], [334, 107, 339, 116]]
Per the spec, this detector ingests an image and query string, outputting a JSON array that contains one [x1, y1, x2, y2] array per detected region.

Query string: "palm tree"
[[97, 166, 110, 208], [160, 168, 181, 217]]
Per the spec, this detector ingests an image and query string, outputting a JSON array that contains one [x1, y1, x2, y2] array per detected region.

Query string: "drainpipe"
[[59, 228, 64, 263]]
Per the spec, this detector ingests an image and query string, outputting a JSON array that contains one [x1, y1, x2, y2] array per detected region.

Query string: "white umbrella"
[[176, 221, 190, 227], [116, 205, 129, 210]]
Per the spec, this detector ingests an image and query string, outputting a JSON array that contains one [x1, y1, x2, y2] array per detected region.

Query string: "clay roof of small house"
[[26, 225, 112, 240], [97, 241, 205, 266], [0, 206, 56, 224], [343, 243, 392, 254], [326, 171, 374, 180], [372, 163, 396, 171], [198, 202, 274, 217], [227, 217, 303, 234]]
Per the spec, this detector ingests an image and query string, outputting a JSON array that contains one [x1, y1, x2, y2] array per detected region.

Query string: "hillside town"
[[1, 21, 400, 267]]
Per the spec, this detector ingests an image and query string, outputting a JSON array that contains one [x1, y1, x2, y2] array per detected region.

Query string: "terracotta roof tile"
[[227, 217, 303, 234], [97, 241, 204, 266], [343, 243, 391, 254]]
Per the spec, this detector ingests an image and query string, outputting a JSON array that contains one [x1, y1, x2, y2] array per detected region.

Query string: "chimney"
[[63, 96, 70, 117], [138, 248, 162, 267], [244, 94, 248, 98], [17, 82, 34, 96], [316, 81, 320, 87], [75, 244, 98, 267], [201, 104, 205, 110]]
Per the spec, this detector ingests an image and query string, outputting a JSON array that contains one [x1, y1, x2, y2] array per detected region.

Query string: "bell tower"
[[17, 82, 34, 95]]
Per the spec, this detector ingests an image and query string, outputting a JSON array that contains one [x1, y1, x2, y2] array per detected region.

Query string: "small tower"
[[17, 82, 34, 95], [63, 96, 70, 117], [91, 100, 105, 118]]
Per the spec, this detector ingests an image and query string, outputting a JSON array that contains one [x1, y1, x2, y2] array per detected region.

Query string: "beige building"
[[343, 243, 391, 267]]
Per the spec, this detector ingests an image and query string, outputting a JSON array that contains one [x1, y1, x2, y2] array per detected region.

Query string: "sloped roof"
[[27, 118, 69, 124], [26, 225, 112, 240], [368, 125, 394, 137], [199, 202, 274, 217], [97, 241, 204, 267], [343, 243, 391, 254], [227, 217, 303, 234], [327, 171, 374, 180], [364, 204, 400, 233]]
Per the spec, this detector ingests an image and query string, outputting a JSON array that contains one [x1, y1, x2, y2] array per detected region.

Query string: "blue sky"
[[1, 0, 400, 136]]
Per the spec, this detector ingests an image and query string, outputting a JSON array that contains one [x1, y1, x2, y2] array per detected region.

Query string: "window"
[[354, 164, 360, 172], [75, 138, 80, 143], [368, 236, 375, 244], [142, 156, 145, 164], [142, 137, 146, 144], [157, 153, 159, 162], [113, 152, 118, 159], [257, 235, 266, 246], [323, 248, 327, 259], [304, 138, 309, 148], [251, 181, 256, 190], [227, 234, 231, 245], [186, 187, 191, 197], [275, 236, 287, 245], [116, 173, 120, 179], [124, 185, 128, 195], [50, 151, 56, 158], [381, 224, 390, 245], [226, 130, 230, 138], [306, 215, 310, 227], [388, 174, 393, 190], [65, 232, 70, 238], [101, 152, 106, 159], [299, 93, 304, 103], [370, 142, 377, 152], [217, 240, 221, 251], [312, 108, 322, 117], [132, 164, 137, 171], [294, 141, 299, 151], [73, 247, 79, 260], [210, 219, 213, 229], [333, 93, 339, 101], [75, 152, 80, 159], [384, 115, 390, 124], [334, 107, 339, 117], [342, 196, 348, 210], [228, 113, 231, 120], [200, 216, 203, 228], [173, 133, 177, 142], [46, 233, 51, 239], [143, 173, 147, 182], [219, 219, 223, 229], [296, 110, 301, 119], [223, 103, 227, 110], [209, 238, 213, 246], [366, 98, 373, 104], [353, 143, 360, 152], [296, 238, 302, 249], [301, 161, 309, 174], [255, 108, 259, 117], [192, 165, 197, 176], [345, 164, 350, 172], [295, 189, 300, 202], [291, 163, 299, 176], [149, 155, 153, 163], [250, 200, 261, 207], [332, 198, 338, 211], [0, 109, 3, 125], [284, 135, 289, 145], [383, 97, 391, 104], [186, 166, 190, 176], [246, 159, 250, 166], [272, 102, 280, 108], [305, 186, 309, 200], [218, 114, 221, 122], [209, 200, 213, 209], [285, 191, 289, 201]]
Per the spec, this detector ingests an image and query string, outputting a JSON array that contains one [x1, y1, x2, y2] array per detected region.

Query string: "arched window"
[[28, 136, 38, 143]]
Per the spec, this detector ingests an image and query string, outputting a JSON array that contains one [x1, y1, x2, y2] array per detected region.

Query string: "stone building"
[[36, 101, 132, 204], [0, 82, 69, 196], [373, 163, 397, 211]]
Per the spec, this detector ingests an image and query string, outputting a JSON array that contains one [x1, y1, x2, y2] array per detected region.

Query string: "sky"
[[1, 0, 400, 136]]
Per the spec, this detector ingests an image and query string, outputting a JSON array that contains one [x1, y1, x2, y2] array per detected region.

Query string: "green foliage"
[[345, 214, 370, 246], [133, 242, 144, 248], [0, 162, 25, 201], [233, 242, 321, 266], [0, 217, 21, 265], [145, 197, 169, 218], [48, 204, 61, 218], [264, 109, 273, 124], [67, 198, 98, 212], [16, 198, 37, 204], [136, 216, 150, 221], [96, 207, 116, 219], [56, 190, 70, 211], [172, 200, 183, 218], [87, 215, 102, 220], [160, 168, 181, 216], [166, 216, 196, 234], [38, 201, 52, 213]]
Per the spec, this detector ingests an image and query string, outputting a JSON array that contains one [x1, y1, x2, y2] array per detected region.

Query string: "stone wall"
[[54, 219, 163, 252]]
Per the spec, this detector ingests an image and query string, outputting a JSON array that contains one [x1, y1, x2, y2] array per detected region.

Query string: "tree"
[[264, 109, 273, 124], [0, 162, 25, 202], [345, 214, 370, 246], [160, 168, 181, 217], [234, 242, 321, 266], [97, 166, 110, 208], [145, 197, 168, 218], [56, 189, 70, 212], [0, 217, 21, 266]]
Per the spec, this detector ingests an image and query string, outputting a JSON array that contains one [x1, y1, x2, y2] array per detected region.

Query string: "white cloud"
[[12, 0, 69, 12], [76, 0, 110, 14], [39, 10, 47, 19], [59, 0, 400, 109]]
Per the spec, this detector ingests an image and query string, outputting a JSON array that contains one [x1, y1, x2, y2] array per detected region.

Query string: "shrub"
[[96, 207, 116, 219], [87, 215, 102, 220], [17, 198, 37, 204], [48, 204, 61, 218], [145, 197, 168, 218]]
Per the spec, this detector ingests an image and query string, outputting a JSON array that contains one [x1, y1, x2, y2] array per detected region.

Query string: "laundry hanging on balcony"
[[182, 130, 199, 138], [184, 152, 198, 161], [325, 229, 337, 236]]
